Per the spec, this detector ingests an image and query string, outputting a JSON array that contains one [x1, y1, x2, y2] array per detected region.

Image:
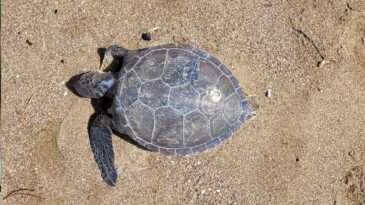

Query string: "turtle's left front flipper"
[[100, 45, 129, 71], [89, 114, 117, 186]]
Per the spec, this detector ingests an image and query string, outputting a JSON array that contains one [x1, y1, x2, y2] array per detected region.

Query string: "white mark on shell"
[[208, 88, 221, 102]]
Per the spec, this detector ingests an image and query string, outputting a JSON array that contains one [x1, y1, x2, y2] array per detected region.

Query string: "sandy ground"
[[1, 0, 365, 204]]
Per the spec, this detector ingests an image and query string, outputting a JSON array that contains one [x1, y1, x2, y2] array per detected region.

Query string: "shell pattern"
[[112, 43, 251, 155]]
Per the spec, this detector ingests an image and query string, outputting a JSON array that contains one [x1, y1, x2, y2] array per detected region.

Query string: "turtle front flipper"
[[89, 114, 117, 186], [100, 45, 129, 71]]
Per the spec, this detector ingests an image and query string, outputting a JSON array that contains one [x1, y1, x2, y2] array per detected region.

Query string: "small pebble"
[[317, 59, 330, 67], [54, 9, 58, 14], [265, 89, 272, 98], [149, 27, 160, 32], [141, 32, 152, 41], [117, 166, 124, 174], [60, 59, 64, 63], [63, 91, 68, 96], [201, 190, 206, 195], [26, 39, 33, 46]]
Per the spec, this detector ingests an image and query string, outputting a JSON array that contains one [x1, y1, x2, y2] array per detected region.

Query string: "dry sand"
[[1, 0, 365, 204]]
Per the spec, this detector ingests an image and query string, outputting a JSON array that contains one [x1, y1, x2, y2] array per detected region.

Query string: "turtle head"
[[69, 71, 116, 98]]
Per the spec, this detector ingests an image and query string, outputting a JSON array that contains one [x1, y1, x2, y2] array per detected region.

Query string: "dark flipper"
[[89, 114, 117, 186], [100, 45, 146, 72], [100, 45, 129, 71]]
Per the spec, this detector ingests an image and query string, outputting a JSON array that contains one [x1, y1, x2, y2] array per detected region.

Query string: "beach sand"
[[1, 0, 364, 204]]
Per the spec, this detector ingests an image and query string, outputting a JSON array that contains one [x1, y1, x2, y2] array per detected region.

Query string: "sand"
[[1, 0, 364, 204]]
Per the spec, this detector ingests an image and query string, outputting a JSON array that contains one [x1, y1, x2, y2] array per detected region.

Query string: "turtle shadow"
[[97, 47, 106, 67]]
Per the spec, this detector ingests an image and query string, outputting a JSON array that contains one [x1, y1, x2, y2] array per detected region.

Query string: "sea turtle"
[[70, 43, 256, 186]]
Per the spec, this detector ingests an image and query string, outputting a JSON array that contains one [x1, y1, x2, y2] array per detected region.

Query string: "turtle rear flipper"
[[89, 114, 117, 186], [245, 95, 259, 121]]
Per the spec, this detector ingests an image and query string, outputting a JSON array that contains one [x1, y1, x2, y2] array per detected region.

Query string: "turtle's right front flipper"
[[89, 114, 117, 186]]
